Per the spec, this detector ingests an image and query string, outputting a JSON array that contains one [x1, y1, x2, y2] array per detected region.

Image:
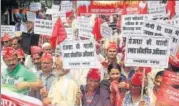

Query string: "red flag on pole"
[[139, 1, 148, 14], [50, 17, 67, 49], [92, 17, 103, 41], [166, 0, 176, 19]]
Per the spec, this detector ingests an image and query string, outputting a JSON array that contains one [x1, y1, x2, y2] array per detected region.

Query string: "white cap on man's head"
[[42, 42, 51, 48]]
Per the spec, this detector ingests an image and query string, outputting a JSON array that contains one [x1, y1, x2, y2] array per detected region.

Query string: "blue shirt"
[[38, 71, 58, 91]]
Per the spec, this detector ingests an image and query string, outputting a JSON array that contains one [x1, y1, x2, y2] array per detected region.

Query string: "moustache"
[[9, 64, 15, 67]]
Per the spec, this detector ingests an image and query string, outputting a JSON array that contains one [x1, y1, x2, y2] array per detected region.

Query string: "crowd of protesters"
[[1, 1, 179, 106]]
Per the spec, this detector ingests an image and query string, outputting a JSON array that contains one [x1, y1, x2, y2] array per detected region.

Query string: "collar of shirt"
[[6, 64, 21, 76], [40, 71, 56, 78]]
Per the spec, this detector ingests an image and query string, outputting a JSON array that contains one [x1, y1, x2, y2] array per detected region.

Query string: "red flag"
[[50, 17, 67, 49], [166, 0, 176, 19], [156, 85, 179, 106], [139, 1, 148, 14], [92, 17, 103, 41]]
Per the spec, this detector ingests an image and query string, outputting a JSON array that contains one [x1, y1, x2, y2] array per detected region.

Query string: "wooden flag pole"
[[141, 68, 146, 101], [54, 32, 59, 63]]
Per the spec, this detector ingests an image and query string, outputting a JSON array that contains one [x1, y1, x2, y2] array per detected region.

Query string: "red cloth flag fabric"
[[169, 51, 179, 67], [110, 80, 122, 106], [162, 76, 179, 86], [164, 71, 179, 80], [166, 0, 176, 19], [139, 1, 148, 14], [156, 85, 179, 106], [92, 17, 103, 41], [1, 88, 42, 106], [50, 17, 67, 49]]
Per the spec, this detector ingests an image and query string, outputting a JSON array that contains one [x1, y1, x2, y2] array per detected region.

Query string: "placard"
[[121, 14, 151, 36], [46, 9, 66, 23], [77, 16, 93, 38], [60, 40, 97, 69], [125, 36, 171, 68], [148, 4, 167, 18], [60, 1, 73, 12], [30, 2, 41, 11], [27, 11, 36, 22], [101, 24, 112, 40], [1, 25, 15, 36], [142, 20, 179, 55], [34, 19, 53, 36], [51, 5, 60, 10]]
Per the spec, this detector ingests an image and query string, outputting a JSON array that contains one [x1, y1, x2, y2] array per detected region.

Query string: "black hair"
[[155, 71, 164, 79], [108, 63, 121, 74]]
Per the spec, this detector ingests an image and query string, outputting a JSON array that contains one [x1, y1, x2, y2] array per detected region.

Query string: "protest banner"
[[1, 88, 43, 106], [163, 76, 179, 86], [1, 25, 15, 36], [77, 1, 141, 14], [163, 71, 179, 86], [59, 40, 97, 69], [30, 2, 41, 11], [148, 4, 167, 18], [27, 11, 36, 22], [34, 19, 53, 36], [60, 1, 73, 12], [164, 71, 179, 79], [142, 20, 179, 55], [121, 14, 151, 36], [157, 85, 179, 106], [77, 16, 93, 38], [101, 24, 112, 40], [125, 36, 170, 68]]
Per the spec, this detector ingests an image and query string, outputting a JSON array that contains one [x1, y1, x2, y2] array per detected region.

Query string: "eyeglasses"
[[18, 58, 25, 61], [2, 41, 9, 44]]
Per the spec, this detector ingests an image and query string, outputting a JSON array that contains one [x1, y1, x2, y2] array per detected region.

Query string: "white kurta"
[[48, 73, 79, 106]]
